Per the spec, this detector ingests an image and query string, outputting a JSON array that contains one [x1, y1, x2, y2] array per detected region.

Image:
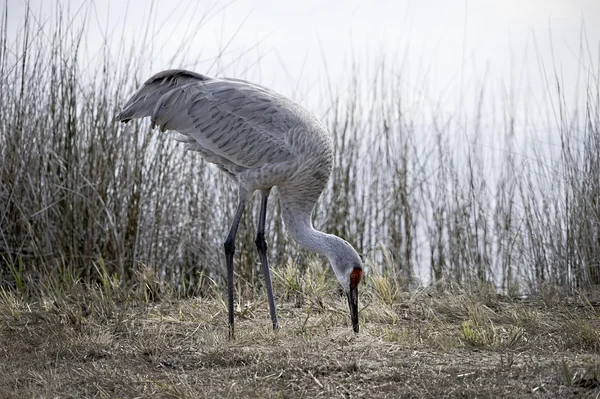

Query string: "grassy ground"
[[1, 265, 600, 398]]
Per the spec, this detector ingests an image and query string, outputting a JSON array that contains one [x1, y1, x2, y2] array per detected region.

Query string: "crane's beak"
[[347, 285, 359, 333]]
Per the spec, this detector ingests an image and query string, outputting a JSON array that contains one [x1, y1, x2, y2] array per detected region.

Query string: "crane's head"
[[328, 238, 363, 333]]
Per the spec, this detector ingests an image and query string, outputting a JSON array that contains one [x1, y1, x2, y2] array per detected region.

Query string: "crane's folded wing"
[[116, 69, 210, 122]]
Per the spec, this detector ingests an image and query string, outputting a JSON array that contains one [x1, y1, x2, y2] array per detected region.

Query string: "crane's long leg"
[[255, 189, 279, 330], [224, 189, 248, 339]]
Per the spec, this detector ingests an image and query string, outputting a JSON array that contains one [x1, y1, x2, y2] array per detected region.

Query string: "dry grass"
[[1, 267, 600, 398]]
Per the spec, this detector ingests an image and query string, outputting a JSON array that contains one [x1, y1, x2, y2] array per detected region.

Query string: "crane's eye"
[[350, 267, 362, 289]]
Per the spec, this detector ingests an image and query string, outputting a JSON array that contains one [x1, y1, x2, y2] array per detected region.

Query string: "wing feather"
[[117, 69, 328, 173], [147, 79, 295, 169], [116, 69, 210, 122]]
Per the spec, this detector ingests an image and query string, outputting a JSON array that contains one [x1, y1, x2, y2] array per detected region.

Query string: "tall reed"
[[1, 2, 598, 297]]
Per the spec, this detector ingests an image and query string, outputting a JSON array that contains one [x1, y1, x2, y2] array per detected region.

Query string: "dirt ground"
[[1, 274, 600, 398]]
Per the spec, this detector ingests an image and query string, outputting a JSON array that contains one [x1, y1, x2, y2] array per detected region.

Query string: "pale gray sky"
[[5, 0, 600, 138], [7, 0, 599, 97]]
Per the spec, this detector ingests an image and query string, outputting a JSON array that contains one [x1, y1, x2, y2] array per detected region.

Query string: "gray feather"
[[116, 69, 333, 193], [116, 69, 210, 122]]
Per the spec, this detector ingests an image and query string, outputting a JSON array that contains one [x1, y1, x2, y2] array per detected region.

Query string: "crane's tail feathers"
[[115, 69, 212, 123]]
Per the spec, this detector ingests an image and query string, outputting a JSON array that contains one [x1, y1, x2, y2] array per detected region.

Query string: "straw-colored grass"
[[1, 265, 599, 398]]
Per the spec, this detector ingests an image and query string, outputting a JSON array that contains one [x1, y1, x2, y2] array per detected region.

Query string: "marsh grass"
[[2, 1, 600, 296]]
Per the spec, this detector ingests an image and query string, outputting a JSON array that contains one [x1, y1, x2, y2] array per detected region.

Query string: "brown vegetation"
[[1, 265, 599, 398]]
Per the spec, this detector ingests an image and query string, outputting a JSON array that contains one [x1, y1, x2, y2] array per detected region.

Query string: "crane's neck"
[[280, 199, 342, 264], [280, 195, 360, 290], [282, 209, 333, 256]]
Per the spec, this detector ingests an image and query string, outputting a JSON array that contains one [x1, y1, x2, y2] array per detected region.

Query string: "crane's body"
[[117, 70, 362, 336]]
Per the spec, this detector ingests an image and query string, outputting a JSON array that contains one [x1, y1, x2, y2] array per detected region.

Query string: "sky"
[[6, 0, 600, 108]]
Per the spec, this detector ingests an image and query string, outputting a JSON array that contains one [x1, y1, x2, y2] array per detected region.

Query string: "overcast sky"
[[4, 0, 599, 135], [7, 0, 599, 90]]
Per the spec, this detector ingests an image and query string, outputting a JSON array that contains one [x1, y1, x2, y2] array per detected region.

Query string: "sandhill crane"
[[116, 69, 363, 336]]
